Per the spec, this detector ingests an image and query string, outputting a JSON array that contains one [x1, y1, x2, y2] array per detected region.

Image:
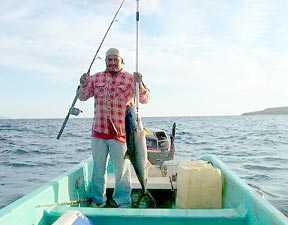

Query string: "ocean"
[[0, 116, 287, 215]]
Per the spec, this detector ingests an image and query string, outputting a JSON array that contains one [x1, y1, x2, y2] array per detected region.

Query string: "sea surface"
[[0, 116, 287, 215]]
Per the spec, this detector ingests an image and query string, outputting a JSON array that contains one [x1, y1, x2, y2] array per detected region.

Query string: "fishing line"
[[57, 0, 126, 140], [87, 0, 126, 75]]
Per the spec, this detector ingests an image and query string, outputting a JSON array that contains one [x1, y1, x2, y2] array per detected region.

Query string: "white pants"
[[91, 137, 131, 206]]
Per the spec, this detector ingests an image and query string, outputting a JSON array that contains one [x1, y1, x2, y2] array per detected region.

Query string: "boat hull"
[[0, 155, 287, 225]]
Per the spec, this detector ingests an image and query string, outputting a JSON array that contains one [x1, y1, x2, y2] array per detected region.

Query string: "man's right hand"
[[80, 73, 89, 86]]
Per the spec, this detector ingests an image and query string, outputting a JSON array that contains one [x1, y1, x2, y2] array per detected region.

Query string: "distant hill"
[[242, 106, 288, 116]]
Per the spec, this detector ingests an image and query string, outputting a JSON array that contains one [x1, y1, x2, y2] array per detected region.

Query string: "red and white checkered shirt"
[[78, 69, 150, 142]]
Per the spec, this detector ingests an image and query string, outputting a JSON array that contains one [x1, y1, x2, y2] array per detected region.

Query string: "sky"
[[1, 0, 288, 119]]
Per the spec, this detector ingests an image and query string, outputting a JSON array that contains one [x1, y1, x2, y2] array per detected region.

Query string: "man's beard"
[[107, 64, 121, 73]]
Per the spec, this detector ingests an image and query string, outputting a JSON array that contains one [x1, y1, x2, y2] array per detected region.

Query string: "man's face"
[[106, 55, 122, 73]]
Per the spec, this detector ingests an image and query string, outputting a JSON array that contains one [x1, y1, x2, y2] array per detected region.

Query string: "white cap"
[[106, 48, 122, 58], [105, 48, 124, 64]]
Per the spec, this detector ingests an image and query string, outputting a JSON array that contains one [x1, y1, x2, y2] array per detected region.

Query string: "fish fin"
[[121, 157, 130, 179], [146, 160, 153, 176], [123, 151, 130, 160]]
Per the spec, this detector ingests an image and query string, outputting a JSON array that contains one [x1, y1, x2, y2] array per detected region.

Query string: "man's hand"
[[133, 72, 143, 84], [80, 73, 89, 86], [134, 72, 147, 94]]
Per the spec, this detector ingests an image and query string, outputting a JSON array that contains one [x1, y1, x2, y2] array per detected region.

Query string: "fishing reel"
[[69, 106, 82, 116]]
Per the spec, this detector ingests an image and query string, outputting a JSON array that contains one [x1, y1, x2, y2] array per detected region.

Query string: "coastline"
[[242, 106, 288, 116]]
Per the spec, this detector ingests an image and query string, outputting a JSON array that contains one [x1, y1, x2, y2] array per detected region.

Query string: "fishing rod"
[[135, 0, 140, 119], [57, 0, 126, 140]]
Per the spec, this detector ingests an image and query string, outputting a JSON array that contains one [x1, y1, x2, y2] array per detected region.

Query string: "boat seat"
[[107, 165, 178, 190], [107, 174, 176, 189]]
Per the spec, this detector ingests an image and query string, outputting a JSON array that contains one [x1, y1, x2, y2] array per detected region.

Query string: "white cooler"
[[52, 210, 94, 225]]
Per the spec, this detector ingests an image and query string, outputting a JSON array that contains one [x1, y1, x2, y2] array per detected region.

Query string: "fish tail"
[[136, 190, 156, 208]]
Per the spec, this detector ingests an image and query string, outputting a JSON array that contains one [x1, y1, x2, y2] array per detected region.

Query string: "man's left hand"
[[133, 72, 143, 84]]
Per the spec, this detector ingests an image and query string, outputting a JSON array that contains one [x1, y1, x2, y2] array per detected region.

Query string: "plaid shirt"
[[78, 69, 150, 142]]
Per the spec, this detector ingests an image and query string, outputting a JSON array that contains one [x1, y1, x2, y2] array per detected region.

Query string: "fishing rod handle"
[[57, 88, 80, 140], [57, 113, 70, 139]]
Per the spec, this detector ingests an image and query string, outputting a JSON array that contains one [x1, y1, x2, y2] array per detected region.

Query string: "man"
[[78, 48, 150, 208]]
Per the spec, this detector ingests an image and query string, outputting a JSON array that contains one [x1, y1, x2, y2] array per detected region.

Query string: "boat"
[[1, 151, 288, 225]]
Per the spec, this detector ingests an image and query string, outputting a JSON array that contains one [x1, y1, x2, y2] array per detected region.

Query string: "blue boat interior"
[[0, 155, 287, 225]]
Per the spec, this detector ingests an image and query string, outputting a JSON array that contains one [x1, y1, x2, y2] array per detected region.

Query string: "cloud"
[[133, 36, 288, 106], [0, 0, 161, 82], [83, 0, 160, 14], [228, 1, 277, 45], [2, 0, 288, 118]]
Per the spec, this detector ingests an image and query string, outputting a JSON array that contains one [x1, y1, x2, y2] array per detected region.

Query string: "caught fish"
[[125, 105, 156, 208]]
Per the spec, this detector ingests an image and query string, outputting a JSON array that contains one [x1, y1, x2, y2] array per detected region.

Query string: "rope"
[[35, 198, 91, 208]]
